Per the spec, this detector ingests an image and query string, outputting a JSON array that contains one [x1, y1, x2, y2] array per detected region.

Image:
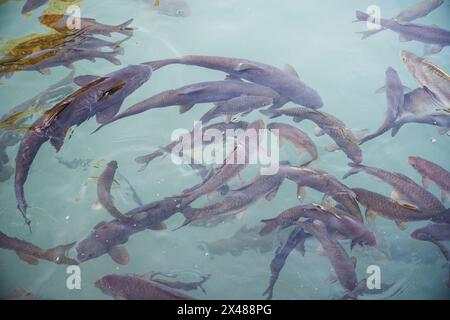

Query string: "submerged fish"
[[358, 0, 444, 40], [263, 227, 311, 300], [261, 204, 376, 248], [22, 0, 49, 14], [402, 87, 435, 115], [355, 11, 450, 49], [0, 230, 78, 265], [200, 95, 273, 124], [267, 122, 318, 166], [411, 223, 450, 241], [400, 51, 450, 108], [150, 273, 210, 294], [279, 165, 362, 222], [408, 156, 450, 202], [344, 163, 446, 215], [95, 274, 195, 300], [94, 80, 280, 131], [352, 188, 439, 229], [39, 15, 134, 37], [15, 65, 151, 228], [261, 107, 362, 163], [359, 67, 405, 144], [179, 171, 286, 228], [152, 0, 191, 17], [391, 112, 450, 136], [144, 55, 323, 109]]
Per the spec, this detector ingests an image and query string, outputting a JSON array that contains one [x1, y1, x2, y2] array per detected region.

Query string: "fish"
[[401, 87, 435, 115], [267, 122, 318, 166], [408, 156, 450, 202], [77, 196, 181, 264], [150, 273, 210, 294], [261, 204, 376, 248], [179, 171, 286, 228], [357, 0, 444, 40], [200, 95, 273, 124], [352, 188, 440, 229], [390, 112, 450, 136], [177, 120, 266, 207], [55, 157, 93, 170], [0, 230, 78, 265], [94, 80, 280, 131], [359, 67, 406, 144], [263, 227, 311, 300], [400, 51, 450, 108], [411, 223, 450, 241], [22, 0, 49, 14], [152, 0, 191, 17], [135, 121, 249, 170], [97, 161, 130, 220], [279, 165, 362, 222], [144, 55, 323, 109], [198, 225, 277, 258], [294, 220, 359, 294], [14, 65, 152, 228], [39, 15, 134, 37], [344, 163, 446, 215], [0, 46, 124, 77], [95, 274, 195, 300], [261, 107, 362, 163], [355, 11, 450, 48]]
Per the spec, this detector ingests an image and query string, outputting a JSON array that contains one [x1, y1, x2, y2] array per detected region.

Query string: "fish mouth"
[[399, 50, 410, 63]]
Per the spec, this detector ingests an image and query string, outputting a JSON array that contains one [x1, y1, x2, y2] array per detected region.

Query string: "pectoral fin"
[[108, 246, 129, 265], [96, 103, 122, 124], [284, 64, 300, 79], [15, 251, 39, 265], [265, 187, 279, 201], [365, 209, 377, 224], [395, 220, 407, 230], [73, 75, 101, 87], [375, 86, 386, 94], [179, 104, 194, 114]]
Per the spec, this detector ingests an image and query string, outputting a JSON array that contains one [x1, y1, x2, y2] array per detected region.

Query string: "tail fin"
[[135, 152, 161, 171], [259, 109, 281, 119], [259, 218, 278, 236], [173, 207, 196, 231], [355, 10, 370, 22], [116, 19, 134, 37], [356, 28, 384, 40], [101, 49, 123, 66], [342, 162, 364, 179], [198, 274, 211, 294], [44, 241, 79, 265]]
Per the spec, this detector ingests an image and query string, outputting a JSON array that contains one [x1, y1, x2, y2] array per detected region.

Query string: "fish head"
[[400, 51, 422, 76], [76, 235, 109, 262], [407, 156, 421, 170], [411, 227, 433, 241], [95, 275, 118, 297], [362, 231, 378, 247]]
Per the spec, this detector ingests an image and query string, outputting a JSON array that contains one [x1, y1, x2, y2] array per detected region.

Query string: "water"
[[0, 0, 449, 300]]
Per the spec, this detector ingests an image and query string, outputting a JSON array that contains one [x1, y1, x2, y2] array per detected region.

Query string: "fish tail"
[[356, 28, 383, 40], [116, 18, 134, 37], [343, 162, 364, 179], [259, 218, 278, 236], [101, 50, 123, 66], [134, 152, 161, 170], [44, 241, 79, 265], [354, 10, 370, 22], [259, 109, 281, 119]]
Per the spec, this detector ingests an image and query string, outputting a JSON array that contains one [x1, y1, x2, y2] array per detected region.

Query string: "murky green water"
[[0, 0, 449, 299]]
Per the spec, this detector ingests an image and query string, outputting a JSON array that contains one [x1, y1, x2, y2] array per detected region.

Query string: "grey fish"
[[355, 11, 450, 47], [198, 225, 277, 258], [95, 274, 195, 300], [144, 55, 323, 109], [179, 171, 285, 228], [295, 220, 359, 293], [22, 0, 48, 14], [261, 107, 362, 163], [150, 273, 210, 294], [352, 188, 439, 230], [357, 0, 444, 40], [177, 120, 266, 207], [55, 157, 93, 170], [263, 227, 311, 300], [135, 121, 249, 170], [200, 95, 273, 124], [95, 80, 280, 131], [261, 204, 376, 248], [408, 156, 450, 202], [267, 122, 318, 166], [279, 165, 362, 222], [359, 67, 405, 144], [76, 197, 180, 263], [411, 223, 450, 241], [391, 112, 450, 136], [153, 0, 191, 17], [400, 51, 450, 108], [97, 161, 130, 220], [15, 65, 151, 228], [0, 230, 78, 265], [39, 15, 134, 38], [344, 163, 446, 215]]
